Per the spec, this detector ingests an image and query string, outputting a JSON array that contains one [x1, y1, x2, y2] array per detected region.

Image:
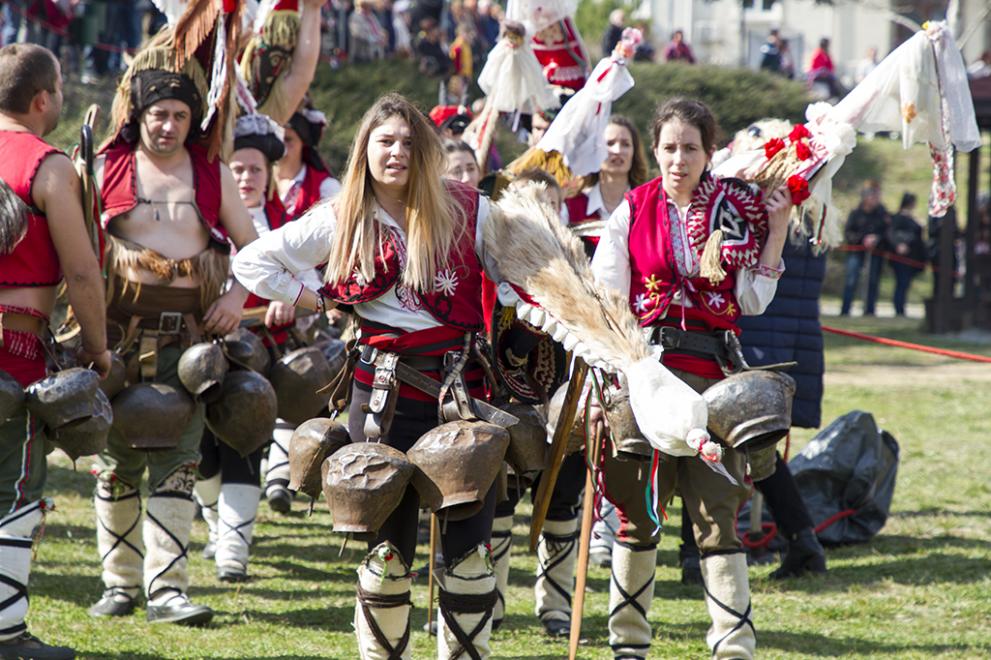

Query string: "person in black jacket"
[[888, 192, 926, 316], [737, 239, 829, 578], [841, 180, 889, 315]]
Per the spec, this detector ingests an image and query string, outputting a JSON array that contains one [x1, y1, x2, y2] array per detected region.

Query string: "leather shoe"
[[146, 593, 214, 626], [679, 543, 703, 586], [0, 632, 75, 659], [771, 528, 827, 579], [541, 618, 570, 637], [217, 565, 247, 583], [266, 486, 292, 514], [88, 588, 136, 618]]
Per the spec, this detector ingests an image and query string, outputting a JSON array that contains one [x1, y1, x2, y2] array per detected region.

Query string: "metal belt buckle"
[[158, 312, 184, 335], [360, 346, 379, 365]]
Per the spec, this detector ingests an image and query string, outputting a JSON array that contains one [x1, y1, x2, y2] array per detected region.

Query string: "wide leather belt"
[[650, 326, 729, 359], [0, 311, 46, 336], [649, 325, 796, 375], [359, 344, 445, 372], [358, 345, 518, 441]]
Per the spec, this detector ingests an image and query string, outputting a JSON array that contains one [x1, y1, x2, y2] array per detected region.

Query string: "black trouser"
[[199, 429, 263, 485], [348, 383, 497, 566], [494, 452, 586, 522]]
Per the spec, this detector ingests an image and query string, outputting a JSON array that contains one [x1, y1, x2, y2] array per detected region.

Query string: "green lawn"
[[23, 313, 991, 658]]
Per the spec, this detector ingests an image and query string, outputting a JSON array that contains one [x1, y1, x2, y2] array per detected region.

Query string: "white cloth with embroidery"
[[536, 52, 635, 177]]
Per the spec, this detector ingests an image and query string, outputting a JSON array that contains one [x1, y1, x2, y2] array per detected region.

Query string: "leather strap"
[[0, 311, 45, 336]]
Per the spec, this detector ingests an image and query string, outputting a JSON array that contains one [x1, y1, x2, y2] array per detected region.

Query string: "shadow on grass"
[[240, 605, 352, 629], [891, 507, 991, 519], [763, 553, 990, 592], [760, 628, 986, 656], [822, 534, 991, 557]]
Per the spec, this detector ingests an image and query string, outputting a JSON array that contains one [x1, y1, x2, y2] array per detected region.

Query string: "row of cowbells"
[[287, 407, 551, 539], [0, 367, 113, 462], [0, 329, 348, 462]]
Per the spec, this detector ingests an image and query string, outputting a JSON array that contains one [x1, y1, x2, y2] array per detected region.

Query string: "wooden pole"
[[530, 358, 589, 551], [426, 513, 439, 634], [568, 425, 602, 660]]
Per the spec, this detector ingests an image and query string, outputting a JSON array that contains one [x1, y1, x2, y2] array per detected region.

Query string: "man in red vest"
[[87, 36, 258, 626], [0, 43, 111, 659]]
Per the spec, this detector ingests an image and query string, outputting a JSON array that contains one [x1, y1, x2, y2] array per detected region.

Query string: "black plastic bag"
[[737, 410, 899, 548], [789, 410, 899, 545]]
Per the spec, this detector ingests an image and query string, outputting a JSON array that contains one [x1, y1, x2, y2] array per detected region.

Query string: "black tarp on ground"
[[737, 410, 899, 547]]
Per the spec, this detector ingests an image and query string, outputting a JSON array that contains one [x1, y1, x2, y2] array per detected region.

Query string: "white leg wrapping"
[[590, 498, 619, 563], [608, 543, 657, 659], [94, 476, 144, 599], [490, 515, 513, 629], [701, 553, 756, 660], [354, 542, 412, 660], [194, 473, 221, 552], [0, 503, 43, 641], [264, 421, 294, 492], [534, 517, 577, 624], [437, 544, 496, 660], [143, 468, 197, 603], [215, 483, 260, 573]]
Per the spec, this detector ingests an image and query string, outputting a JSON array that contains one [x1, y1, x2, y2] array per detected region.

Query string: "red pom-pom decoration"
[[794, 140, 813, 161], [787, 174, 811, 205], [763, 137, 786, 160], [788, 123, 812, 142]]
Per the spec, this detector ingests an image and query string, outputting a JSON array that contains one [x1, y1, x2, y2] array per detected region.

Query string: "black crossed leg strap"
[[490, 525, 511, 617], [219, 513, 255, 549], [145, 492, 192, 599], [608, 565, 651, 622], [96, 488, 144, 572], [702, 581, 755, 657], [0, 537, 31, 638], [356, 583, 412, 660], [438, 588, 498, 660], [537, 530, 577, 607]]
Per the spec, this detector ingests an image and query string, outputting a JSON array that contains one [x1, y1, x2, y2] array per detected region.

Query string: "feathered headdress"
[[105, 0, 245, 160]]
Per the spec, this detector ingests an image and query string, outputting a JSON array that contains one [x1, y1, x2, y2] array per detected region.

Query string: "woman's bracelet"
[[315, 291, 326, 314]]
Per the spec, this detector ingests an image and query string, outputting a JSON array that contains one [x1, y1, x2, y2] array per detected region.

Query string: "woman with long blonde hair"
[[233, 93, 502, 659]]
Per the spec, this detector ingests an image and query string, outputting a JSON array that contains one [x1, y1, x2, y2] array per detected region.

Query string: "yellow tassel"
[[699, 229, 726, 285]]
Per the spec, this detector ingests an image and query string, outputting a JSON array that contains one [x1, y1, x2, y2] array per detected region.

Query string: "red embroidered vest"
[[564, 192, 600, 256], [287, 161, 331, 220], [322, 182, 484, 332], [99, 141, 229, 249], [0, 131, 62, 288], [627, 177, 760, 333]]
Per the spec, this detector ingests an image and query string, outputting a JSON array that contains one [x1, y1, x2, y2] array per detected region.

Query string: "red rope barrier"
[[821, 325, 991, 363], [837, 244, 934, 271]]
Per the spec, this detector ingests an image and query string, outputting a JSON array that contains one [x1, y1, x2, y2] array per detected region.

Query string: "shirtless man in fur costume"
[[87, 38, 257, 625]]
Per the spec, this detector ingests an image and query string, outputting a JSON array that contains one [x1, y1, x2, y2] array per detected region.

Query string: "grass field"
[[20, 312, 991, 659]]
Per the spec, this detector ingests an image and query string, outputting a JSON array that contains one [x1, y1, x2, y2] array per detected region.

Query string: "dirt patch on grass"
[[826, 361, 991, 387]]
